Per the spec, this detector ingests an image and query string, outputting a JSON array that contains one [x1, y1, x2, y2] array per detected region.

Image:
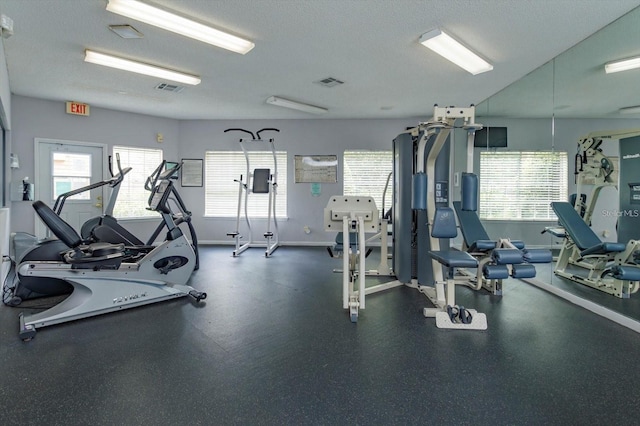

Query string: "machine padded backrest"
[[252, 169, 270, 194], [452, 201, 490, 246], [32, 200, 82, 248], [551, 202, 601, 250], [431, 207, 458, 238]]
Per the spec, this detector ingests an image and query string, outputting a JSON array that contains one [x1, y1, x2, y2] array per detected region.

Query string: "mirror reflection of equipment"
[[548, 128, 640, 298]]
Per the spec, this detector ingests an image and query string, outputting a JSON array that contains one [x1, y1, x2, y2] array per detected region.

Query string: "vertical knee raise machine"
[[224, 128, 280, 257]]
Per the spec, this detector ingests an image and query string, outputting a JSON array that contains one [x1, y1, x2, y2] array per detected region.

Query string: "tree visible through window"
[[479, 151, 568, 220]]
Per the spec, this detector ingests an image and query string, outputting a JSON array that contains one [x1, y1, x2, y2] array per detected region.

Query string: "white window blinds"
[[205, 151, 287, 217], [479, 151, 568, 220], [112, 146, 163, 219], [343, 150, 393, 213]]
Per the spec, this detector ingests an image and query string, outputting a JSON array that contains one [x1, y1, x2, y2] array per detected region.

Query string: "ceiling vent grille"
[[314, 77, 344, 88], [154, 83, 185, 93]]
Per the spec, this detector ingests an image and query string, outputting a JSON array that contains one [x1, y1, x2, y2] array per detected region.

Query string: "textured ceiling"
[[1, 0, 639, 120]]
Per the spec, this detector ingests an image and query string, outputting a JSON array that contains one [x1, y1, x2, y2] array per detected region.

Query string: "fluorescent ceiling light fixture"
[[266, 96, 328, 114], [106, 0, 254, 54], [84, 50, 201, 85], [619, 105, 640, 114], [419, 29, 493, 75], [605, 56, 640, 74]]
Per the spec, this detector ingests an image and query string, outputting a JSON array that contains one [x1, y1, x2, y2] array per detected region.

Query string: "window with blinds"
[[343, 150, 393, 213], [205, 151, 287, 217], [479, 151, 568, 220], [112, 146, 163, 219]]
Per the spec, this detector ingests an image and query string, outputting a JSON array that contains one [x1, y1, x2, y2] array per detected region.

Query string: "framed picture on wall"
[[181, 158, 203, 187]]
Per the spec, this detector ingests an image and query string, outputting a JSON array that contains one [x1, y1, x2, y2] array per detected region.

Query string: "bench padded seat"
[[429, 250, 478, 268], [552, 202, 627, 257]]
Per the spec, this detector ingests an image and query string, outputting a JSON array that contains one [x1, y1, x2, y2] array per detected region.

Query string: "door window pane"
[[52, 152, 91, 200]]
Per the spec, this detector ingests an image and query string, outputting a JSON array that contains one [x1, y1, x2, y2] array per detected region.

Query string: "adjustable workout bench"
[[552, 201, 640, 298], [453, 201, 551, 295]]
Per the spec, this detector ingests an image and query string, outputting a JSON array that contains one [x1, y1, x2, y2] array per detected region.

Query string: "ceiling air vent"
[[314, 77, 344, 88], [154, 83, 185, 93]]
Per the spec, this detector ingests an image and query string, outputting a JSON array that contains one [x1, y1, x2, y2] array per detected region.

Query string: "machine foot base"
[[432, 309, 487, 330], [19, 314, 36, 341]]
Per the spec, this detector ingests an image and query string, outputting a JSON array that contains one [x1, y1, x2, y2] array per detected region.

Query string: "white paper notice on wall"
[[294, 155, 337, 183]]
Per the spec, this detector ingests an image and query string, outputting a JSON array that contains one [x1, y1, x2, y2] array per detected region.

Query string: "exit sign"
[[66, 101, 90, 116]]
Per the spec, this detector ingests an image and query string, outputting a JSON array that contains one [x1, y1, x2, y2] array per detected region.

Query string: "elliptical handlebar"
[[53, 153, 132, 215], [145, 160, 180, 192], [145, 160, 182, 209]]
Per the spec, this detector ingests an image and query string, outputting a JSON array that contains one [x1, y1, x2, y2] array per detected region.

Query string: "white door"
[[35, 139, 106, 239]]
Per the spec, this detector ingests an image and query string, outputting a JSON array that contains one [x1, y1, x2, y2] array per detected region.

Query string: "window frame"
[[112, 146, 163, 220], [479, 150, 568, 221], [343, 150, 394, 214], [204, 150, 288, 218]]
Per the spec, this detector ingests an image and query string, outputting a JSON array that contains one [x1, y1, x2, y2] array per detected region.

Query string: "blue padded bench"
[[611, 265, 640, 281], [452, 201, 496, 252], [551, 202, 626, 256], [453, 201, 527, 251], [428, 207, 478, 270], [334, 232, 357, 252]]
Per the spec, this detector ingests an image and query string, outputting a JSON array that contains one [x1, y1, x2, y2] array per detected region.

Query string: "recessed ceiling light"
[[109, 24, 143, 39]]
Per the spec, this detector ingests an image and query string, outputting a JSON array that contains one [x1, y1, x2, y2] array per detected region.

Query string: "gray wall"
[[178, 118, 417, 244], [11, 95, 418, 244], [11, 94, 640, 247], [11, 95, 180, 234]]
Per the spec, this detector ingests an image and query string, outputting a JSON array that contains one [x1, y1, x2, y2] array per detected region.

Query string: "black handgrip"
[[256, 128, 280, 140], [224, 128, 256, 139]]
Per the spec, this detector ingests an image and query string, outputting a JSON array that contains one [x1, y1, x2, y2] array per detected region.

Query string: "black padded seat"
[[32, 200, 124, 268], [33, 200, 82, 248]]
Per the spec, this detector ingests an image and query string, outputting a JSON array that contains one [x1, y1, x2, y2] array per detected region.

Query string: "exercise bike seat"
[[33, 201, 83, 248], [33, 201, 125, 268]]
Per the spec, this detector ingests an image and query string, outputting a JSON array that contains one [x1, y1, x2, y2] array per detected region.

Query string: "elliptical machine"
[[83, 160, 200, 270], [16, 162, 206, 341]]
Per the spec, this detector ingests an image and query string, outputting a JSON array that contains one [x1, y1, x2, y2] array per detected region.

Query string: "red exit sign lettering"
[[66, 101, 90, 116]]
